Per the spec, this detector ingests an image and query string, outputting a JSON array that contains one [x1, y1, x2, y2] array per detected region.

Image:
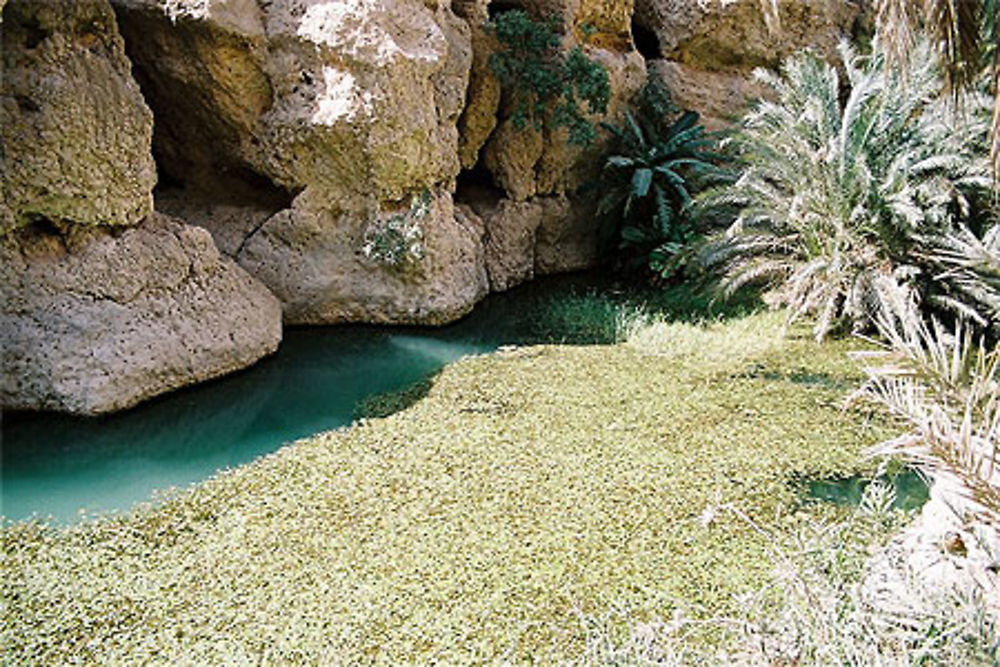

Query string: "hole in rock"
[[631, 19, 661, 60], [25, 217, 64, 239], [455, 163, 504, 214], [18, 16, 50, 49], [15, 95, 40, 113], [487, 1, 524, 19]]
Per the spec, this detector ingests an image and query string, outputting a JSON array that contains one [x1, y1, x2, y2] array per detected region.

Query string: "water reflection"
[[1, 275, 587, 523]]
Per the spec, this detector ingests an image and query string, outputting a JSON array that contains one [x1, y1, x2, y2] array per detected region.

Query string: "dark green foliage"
[[597, 82, 728, 281], [488, 10, 609, 146], [526, 280, 764, 345], [354, 378, 433, 420]]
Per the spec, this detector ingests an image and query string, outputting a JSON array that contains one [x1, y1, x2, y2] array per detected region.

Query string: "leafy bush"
[[488, 10, 609, 146], [698, 41, 995, 340], [598, 83, 728, 281]]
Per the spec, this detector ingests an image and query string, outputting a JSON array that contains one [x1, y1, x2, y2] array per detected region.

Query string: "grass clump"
[[526, 280, 765, 345], [2, 311, 892, 663]]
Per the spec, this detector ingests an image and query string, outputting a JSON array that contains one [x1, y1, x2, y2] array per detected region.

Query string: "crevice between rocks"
[[630, 16, 661, 60], [112, 2, 294, 261]]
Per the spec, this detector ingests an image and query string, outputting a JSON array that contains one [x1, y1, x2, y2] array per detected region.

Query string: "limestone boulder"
[[647, 59, 770, 129], [463, 195, 545, 292], [634, 0, 863, 70], [210, 188, 489, 325], [0, 214, 282, 415], [633, 1, 864, 129], [0, 0, 156, 234], [112, 0, 485, 323], [457, 189, 598, 292], [533, 194, 600, 274]]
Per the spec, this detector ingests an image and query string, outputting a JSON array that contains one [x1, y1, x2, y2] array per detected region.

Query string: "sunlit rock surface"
[[1, 213, 282, 415], [636, 0, 864, 126], [114, 0, 488, 324]]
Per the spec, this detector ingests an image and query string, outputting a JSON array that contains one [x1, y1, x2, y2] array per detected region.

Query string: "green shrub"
[[488, 10, 609, 146], [697, 41, 996, 340], [598, 82, 728, 282]]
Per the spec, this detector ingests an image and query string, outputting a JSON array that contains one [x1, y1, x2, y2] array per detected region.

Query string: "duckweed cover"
[[2, 312, 892, 663]]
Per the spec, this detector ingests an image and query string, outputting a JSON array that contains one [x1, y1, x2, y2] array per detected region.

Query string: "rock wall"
[[0, 0, 282, 416], [635, 0, 865, 127], [113, 0, 645, 317], [0, 0, 156, 233], [455, 0, 644, 292], [114, 0, 488, 324]]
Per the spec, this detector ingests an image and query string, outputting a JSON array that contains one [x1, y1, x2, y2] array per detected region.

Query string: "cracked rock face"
[[231, 187, 489, 325], [0, 214, 282, 415], [0, 0, 157, 234], [114, 0, 486, 324]]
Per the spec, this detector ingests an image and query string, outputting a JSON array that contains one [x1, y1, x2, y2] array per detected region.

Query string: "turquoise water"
[[1, 277, 587, 524], [807, 468, 930, 511]]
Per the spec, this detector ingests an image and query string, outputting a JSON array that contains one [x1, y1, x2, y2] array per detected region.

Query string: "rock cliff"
[[635, 0, 865, 127], [1, 0, 282, 415], [1, 0, 862, 413], [115, 0, 490, 324], [0, 0, 156, 233], [1, 213, 282, 415], [114, 0, 645, 318]]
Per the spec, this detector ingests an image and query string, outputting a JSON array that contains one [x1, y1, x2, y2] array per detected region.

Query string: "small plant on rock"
[[362, 190, 432, 270]]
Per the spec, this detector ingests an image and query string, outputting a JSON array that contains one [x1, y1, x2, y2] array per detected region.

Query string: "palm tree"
[[598, 83, 727, 280], [697, 41, 993, 340], [875, 0, 1000, 174]]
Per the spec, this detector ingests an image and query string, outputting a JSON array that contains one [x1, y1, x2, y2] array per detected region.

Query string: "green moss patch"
[[1, 311, 892, 663]]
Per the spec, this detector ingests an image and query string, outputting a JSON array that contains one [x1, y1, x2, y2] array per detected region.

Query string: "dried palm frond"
[[924, 0, 983, 99], [852, 305, 1000, 524]]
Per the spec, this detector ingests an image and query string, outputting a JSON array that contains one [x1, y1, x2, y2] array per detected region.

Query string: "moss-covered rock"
[[0, 0, 155, 234]]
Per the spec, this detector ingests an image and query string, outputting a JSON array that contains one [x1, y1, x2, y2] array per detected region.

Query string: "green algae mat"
[[1, 312, 892, 663]]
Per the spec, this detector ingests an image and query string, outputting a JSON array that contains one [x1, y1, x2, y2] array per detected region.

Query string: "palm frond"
[[853, 307, 1000, 524], [697, 34, 995, 338]]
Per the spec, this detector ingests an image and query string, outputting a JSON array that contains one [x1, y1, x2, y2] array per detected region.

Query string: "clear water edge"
[[1, 276, 588, 523], [1, 274, 931, 523]]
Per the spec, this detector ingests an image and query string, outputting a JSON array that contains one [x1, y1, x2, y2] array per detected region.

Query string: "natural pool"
[[1, 274, 931, 524], [1, 276, 598, 523]]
